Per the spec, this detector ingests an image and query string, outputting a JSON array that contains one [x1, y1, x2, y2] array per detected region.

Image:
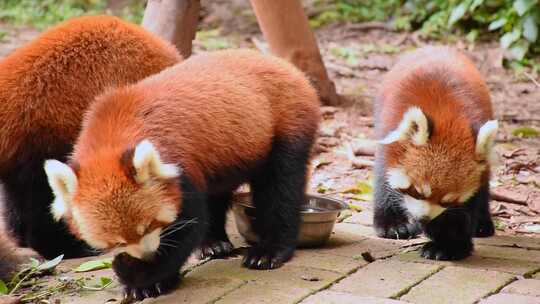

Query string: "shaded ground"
[[0, 1, 539, 303]]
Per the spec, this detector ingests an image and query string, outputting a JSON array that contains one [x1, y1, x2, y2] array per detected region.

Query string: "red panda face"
[[44, 140, 181, 260], [381, 107, 498, 221]]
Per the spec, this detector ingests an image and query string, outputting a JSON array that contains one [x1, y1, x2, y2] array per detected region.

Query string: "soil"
[[0, 0, 538, 239]]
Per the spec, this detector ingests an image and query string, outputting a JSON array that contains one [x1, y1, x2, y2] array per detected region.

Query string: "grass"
[[0, 0, 144, 29]]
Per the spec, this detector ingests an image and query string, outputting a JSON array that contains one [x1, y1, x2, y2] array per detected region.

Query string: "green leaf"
[[508, 39, 530, 60], [99, 277, 113, 287], [448, 2, 469, 26], [512, 126, 539, 138], [500, 28, 522, 49], [488, 18, 507, 31], [37, 254, 64, 271], [0, 280, 8, 295], [523, 14, 539, 42], [514, 0, 536, 16], [470, 0, 484, 11], [73, 258, 113, 273]]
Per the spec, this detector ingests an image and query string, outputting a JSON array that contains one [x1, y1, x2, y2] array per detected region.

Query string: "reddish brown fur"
[[0, 15, 182, 173], [66, 49, 320, 247], [377, 46, 493, 205]]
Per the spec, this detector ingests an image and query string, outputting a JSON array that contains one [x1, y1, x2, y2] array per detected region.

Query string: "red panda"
[[373, 46, 498, 260], [0, 235, 22, 281], [44, 49, 321, 300], [0, 14, 181, 277]]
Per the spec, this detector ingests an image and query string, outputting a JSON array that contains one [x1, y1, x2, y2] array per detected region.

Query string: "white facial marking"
[[124, 228, 162, 259], [403, 195, 446, 220], [476, 120, 498, 159], [458, 189, 477, 203], [44, 160, 78, 220], [387, 168, 411, 189], [420, 184, 432, 197], [380, 107, 429, 146], [136, 224, 146, 236], [442, 192, 459, 203], [72, 207, 107, 249], [133, 139, 181, 183], [156, 205, 177, 223]]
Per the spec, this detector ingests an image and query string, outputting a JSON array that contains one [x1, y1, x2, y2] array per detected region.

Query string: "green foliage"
[[310, 0, 540, 61], [0, 0, 143, 29], [511, 126, 539, 138], [73, 257, 113, 273]]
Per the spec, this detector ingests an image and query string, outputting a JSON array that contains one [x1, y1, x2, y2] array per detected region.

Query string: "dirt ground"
[[0, 0, 538, 240]]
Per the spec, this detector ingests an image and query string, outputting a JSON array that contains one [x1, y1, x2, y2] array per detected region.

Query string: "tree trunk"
[[249, 0, 340, 106], [141, 0, 200, 58]]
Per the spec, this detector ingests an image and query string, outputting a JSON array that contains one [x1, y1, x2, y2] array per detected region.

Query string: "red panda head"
[[381, 107, 498, 220], [44, 140, 181, 260]]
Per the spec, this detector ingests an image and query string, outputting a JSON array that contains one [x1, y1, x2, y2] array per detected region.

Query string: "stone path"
[[46, 212, 540, 304]]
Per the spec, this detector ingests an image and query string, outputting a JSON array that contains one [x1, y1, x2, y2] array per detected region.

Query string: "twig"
[[345, 142, 374, 168], [490, 190, 528, 205], [523, 71, 540, 88], [348, 21, 395, 32]]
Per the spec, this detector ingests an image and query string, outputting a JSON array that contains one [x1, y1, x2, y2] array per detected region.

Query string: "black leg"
[[112, 175, 207, 301], [373, 158, 421, 240], [1, 161, 94, 259], [243, 139, 309, 270], [197, 192, 234, 259], [472, 182, 494, 237], [420, 207, 474, 261]]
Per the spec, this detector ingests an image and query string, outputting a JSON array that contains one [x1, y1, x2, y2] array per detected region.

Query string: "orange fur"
[[0, 15, 182, 173], [58, 49, 320, 249], [377, 46, 493, 206]]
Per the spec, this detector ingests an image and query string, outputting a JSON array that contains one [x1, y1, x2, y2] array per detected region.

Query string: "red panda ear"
[[380, 107, 429, 146], [132, 139, 181, 184], [475, 120, 498, 162], [44, 160, 78, 221]]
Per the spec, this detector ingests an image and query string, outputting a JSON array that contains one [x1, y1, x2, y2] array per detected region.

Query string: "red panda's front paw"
[[420, 241, 473, 261], [375, 221, 422, 240], [197, 239, 234, 260], [242, 245, 294, 270], [113, 253, 180, 301]]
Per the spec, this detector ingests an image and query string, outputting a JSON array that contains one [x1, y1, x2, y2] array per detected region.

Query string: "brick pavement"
[[47, 214, 540, 304]]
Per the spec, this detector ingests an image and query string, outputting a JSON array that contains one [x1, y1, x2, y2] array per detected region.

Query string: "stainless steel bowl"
[[232, 193, 349, 248]]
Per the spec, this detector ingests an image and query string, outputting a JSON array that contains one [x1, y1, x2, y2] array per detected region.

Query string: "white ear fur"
[[386, 167, 411, 189], [133, 139, 180, 183], [475, 120, 498, 159], [44, 160, 78, 221], [380, 107, 429, 146]]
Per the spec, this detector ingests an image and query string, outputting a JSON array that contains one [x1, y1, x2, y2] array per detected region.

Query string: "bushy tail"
[[0, 235, 22, 281]]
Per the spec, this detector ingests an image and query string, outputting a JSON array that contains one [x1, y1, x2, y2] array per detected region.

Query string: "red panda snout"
[[44, 139, 181, 258]]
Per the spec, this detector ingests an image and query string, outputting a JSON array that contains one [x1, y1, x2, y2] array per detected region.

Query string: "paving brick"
[[501, 279, 540, 297], [401, 266, 515, 304], [301, 291, 408, 304], [143, 275, 244, 304], [395, 251, 540, 276], [478, 293, 540, 304], [475, 235, 540, 250], [197, 258, 343, 304], [331, 260, 441, 298], [475, 245, 540, 263], [289, 249, 367, 274], [344, 210, 374, 226]]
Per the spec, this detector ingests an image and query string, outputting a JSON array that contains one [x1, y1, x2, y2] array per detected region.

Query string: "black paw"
[[420, 241, 473, 261], [113, 253, 180, 301], [475, 218, 495, 237], [197, 240, 234, 259], [375, 221, 422, 240], [242, 245, 294, 270]]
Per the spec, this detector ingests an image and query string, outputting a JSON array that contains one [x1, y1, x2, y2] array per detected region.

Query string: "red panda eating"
[[373, 46, 498, 260], [44, 49, 321, 300], [0, 14, 181, 277]]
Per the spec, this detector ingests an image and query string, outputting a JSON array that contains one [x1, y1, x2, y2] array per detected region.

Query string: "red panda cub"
[[44, 49, 320, 300], [373, 46, 498, 260], [0, 15, 181, 268]]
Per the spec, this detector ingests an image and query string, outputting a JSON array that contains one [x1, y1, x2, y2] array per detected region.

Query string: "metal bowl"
[[232, 193, 349, 248]]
